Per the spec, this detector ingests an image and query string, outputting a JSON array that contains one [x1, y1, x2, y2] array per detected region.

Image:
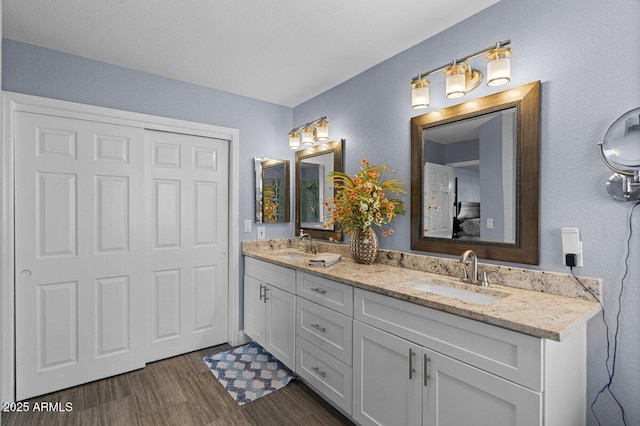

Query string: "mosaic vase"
[[350, 227, 378, 265]]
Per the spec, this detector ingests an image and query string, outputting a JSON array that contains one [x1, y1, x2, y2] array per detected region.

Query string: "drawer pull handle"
[[310, 323, 326, 333], [263, 286, 269, 302], [311, 366, 327, 378], [259, 283, 265, 301], [424, 354, 431, 387], [409, 348, 416, 380], [310, 287, 327, 295]]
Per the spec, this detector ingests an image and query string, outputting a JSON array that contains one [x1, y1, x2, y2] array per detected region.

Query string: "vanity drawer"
[[296, 271, 353, 316], [245, 256, 296, 293], [296, 337, 352, 415], [354, 288, 543, 391], [296, 297, 353, 365]]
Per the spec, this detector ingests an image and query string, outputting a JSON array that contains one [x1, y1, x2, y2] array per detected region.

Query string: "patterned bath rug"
[[203, 342, 296, 405]]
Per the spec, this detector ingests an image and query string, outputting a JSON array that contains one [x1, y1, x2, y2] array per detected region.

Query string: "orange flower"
[[389, 229, 395, 235], [382, 231, 388, 237]]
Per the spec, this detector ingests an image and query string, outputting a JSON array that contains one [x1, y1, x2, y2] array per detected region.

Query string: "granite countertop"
[[242, 245, 601, 342]]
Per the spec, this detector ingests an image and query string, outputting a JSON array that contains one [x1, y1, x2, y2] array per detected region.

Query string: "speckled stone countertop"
[[242, 239, 601, 342]]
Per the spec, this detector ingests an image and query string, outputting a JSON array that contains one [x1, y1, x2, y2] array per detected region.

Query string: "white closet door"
[[15, 112, 146, 400], [146, 130, 229, 362]]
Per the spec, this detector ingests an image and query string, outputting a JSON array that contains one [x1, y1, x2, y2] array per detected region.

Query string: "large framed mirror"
[[295, 139, 344, 240], [254, 157, 290, 223], [410, 81, 540, 264]]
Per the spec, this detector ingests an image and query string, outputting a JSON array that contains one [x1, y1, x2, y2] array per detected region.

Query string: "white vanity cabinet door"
[[243, 275, 266, 346], [353, 321, 422, 426], [265, 285, 296, 370], [243, 257, 296, 371], [423, 350, 541, 426]]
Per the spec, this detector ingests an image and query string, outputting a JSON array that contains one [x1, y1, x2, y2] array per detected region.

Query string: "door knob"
[[20, 269, 32, 278]]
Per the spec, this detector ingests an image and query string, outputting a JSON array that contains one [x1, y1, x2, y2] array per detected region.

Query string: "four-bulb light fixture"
[[288, 116, 329, 149], [411, 40, 513, 109]]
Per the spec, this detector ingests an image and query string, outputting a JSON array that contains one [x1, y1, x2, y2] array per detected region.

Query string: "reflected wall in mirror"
[[411, 81, 540, 264], [295, 139, 344, 240], [254, 157, 290, 223]]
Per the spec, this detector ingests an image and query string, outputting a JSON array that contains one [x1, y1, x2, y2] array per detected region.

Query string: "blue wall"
[[4, 0, 640, 423], [293, 0, 640, 424]]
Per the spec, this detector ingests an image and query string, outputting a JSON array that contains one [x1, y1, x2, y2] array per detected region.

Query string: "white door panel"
[[146, 131, 229, 362], [15, 112, 146, 400], [423, 162, 454, 238]]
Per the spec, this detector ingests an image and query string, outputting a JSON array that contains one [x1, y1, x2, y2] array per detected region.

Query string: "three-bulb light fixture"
[[411, 40, 513, 109], [288, 116, 329, 149]]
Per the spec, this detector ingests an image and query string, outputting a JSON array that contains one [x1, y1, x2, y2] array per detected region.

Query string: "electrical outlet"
[[486, 218, 494, 229], [257, 226, 266, 240], [561, 227, 584, 267], [244, 220, 252, 233]]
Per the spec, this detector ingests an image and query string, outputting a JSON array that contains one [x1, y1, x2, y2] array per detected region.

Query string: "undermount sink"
[[403, 281, 508, 305], [274, 251, 310, 260]]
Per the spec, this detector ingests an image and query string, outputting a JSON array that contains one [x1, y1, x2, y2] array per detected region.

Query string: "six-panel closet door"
[[145, 130, 229, 362], [14, 112, 230, 400], [14, 112, 147, 399]]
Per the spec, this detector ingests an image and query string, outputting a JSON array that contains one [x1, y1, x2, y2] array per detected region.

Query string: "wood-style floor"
[[2, 344, 354, 426]]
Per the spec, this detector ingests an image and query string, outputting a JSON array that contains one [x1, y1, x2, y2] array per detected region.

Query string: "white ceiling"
[[3, 0, 501, 107]]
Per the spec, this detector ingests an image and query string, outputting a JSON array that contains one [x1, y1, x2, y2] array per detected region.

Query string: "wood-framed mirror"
[[410, 81, 540, 264], [254, 157, 290, 223], [295, 139, 344, 240]]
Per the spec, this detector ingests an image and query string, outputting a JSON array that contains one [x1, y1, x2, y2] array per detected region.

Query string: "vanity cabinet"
[[353, 288, 586, 426], [243, 257, 296, 370], [242, 254, 589, 426], [295, 271, 354, 415], [353, 321, 540, 426]]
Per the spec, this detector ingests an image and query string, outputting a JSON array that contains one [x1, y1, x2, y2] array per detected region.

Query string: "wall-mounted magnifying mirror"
[[254, 157, 290, 223], [599, 107, 640, 201], [411, 81, 540, 264], [295, 139, 344, 240]]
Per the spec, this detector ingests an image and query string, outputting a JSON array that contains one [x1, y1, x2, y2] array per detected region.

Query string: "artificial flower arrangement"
[[324, 158, 407, 240]]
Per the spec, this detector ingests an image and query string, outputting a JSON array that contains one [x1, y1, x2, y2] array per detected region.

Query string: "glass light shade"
[[288, 130, 300, 149], [445, 64, 467, 98], [315, 119, 329, 141], [486, 47, 512, 87], [411, 79, 430, 109], [301, 125, 315, 146]]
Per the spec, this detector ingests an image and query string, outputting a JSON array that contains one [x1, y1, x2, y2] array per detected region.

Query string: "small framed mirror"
[[295, 139, 344, 240], [410, 81, 540, 264], [254, 157, 290, 223]]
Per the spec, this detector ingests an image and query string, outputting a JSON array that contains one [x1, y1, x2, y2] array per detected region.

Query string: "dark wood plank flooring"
[[2, 344, 354, 426]]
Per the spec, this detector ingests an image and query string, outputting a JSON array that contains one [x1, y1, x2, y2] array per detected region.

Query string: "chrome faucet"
[[460, 249, 480, 285], [298, 229, 315, 254]]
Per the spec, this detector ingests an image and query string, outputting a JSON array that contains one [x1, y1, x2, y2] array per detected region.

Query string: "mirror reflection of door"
[[423, 163, 454, 238], [423, 108, 515, 243]]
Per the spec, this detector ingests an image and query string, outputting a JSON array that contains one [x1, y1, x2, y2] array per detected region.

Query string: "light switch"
[[244, 220, 252, 233]]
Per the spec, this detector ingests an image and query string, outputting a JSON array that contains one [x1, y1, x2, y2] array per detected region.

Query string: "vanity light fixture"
[[288, 116, 330, 149], [411, 40, 512, 109]]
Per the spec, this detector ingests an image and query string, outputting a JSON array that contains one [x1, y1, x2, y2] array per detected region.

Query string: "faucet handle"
[[481, 271, 490, 287]]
